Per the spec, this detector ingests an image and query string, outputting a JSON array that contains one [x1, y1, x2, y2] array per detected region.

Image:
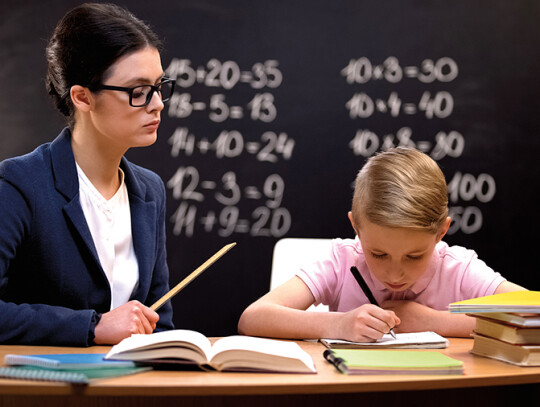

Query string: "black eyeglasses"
[[91, 77, 176, 107]]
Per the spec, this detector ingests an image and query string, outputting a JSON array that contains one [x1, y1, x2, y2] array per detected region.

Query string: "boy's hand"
[[335, 304, 400, 342]]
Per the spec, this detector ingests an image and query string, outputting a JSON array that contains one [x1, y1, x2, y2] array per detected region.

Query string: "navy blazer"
[[0, 128, 174, 346]]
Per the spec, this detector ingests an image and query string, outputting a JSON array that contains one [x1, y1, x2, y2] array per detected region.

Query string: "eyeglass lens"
[[131, 81, 174, 107]]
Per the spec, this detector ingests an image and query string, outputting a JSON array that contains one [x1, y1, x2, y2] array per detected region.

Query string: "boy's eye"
[[371, 252, 386, 259], [407, 255, 423, 261]]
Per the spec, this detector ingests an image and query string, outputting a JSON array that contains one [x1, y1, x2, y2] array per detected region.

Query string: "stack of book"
[[449, 291, 540, 366]]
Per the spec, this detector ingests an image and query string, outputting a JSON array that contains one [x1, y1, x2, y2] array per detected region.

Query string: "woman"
[[0, 3, 175, 346]]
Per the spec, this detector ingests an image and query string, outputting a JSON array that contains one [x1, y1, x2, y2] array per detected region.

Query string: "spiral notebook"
[[1, 353, 149, 384]]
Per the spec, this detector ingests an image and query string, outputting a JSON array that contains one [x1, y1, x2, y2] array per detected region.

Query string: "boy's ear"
[[348, 211, 359, 236], [437, 217, 452, 242], [70, 85, 93, 112]]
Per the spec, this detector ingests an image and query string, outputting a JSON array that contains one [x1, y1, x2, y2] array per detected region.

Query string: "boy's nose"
[[386, 264, 405, 282]]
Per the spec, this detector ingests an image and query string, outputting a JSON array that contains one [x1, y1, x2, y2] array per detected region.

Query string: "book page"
[[208, 336, 316, 372], [106, 329, 213, 362]]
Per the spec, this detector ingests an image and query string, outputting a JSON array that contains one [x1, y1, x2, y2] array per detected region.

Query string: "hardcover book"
[[471, 334, 540, 366], [473, 317, 540, 345], [105, 330, 316, 373]]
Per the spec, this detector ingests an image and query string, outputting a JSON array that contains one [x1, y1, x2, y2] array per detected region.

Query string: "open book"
[[320, 331, 449, 349], [105, 330, 316, 373]]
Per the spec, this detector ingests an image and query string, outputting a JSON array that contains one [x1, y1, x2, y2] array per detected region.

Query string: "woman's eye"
[[132, 90, 145, 98], [132, 85, 151, 99]]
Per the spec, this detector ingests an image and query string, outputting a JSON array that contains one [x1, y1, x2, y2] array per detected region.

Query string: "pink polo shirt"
[[297, 237, 505, 312]]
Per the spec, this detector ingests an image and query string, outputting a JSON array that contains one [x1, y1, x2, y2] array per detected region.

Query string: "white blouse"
[[76, 163, 139, 310]]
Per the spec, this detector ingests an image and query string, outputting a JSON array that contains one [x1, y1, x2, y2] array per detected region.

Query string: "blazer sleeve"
[[0, 170, 96, 346]]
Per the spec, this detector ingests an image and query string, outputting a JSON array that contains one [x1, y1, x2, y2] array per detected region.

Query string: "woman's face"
[[88, 46, 165, 152]]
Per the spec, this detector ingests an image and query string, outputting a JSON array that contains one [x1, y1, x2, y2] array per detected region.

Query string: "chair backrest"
[[270, 238, 332, 312]]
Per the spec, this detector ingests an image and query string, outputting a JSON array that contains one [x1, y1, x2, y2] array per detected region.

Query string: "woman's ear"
[[437, 217, 452, 242], [70, 85, 93, 112]]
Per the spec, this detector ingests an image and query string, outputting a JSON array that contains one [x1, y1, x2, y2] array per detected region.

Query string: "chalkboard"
[[1, 0, 540, 336]]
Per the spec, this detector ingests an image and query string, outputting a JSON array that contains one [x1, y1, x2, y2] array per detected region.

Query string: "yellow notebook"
[[449, 291, 540, 313]]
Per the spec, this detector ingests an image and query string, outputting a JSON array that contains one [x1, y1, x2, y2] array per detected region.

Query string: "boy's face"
[[350, 214, 449, 292]]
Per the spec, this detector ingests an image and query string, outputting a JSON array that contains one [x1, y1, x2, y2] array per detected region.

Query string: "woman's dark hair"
[[46, 3, 162, 127]]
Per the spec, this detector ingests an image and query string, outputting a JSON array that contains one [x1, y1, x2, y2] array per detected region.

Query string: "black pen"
[[350, 266, 397, 339]]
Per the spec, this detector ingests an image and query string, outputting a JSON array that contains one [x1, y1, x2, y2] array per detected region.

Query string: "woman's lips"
[[144, 120, 160, 130]]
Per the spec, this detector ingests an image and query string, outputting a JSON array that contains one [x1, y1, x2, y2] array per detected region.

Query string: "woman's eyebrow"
[[124, 73, 165, 86]]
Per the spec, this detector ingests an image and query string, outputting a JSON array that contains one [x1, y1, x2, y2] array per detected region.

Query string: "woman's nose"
[[147, 90, 165, 112]]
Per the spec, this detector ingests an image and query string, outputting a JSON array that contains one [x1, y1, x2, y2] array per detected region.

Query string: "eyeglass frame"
[[89, 77, 176, 107]]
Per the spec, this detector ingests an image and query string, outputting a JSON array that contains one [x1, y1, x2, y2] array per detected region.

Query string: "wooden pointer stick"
[[151, 242, 237, 311]]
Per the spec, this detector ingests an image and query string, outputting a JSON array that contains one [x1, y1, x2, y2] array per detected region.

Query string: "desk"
[[0, 338, 539, 407]]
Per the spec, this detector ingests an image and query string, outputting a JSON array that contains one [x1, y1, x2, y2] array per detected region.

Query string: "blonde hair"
[[351, 147, 448, 234]]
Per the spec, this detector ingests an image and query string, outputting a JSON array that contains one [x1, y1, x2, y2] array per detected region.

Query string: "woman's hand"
[[93, 300, 159, 345], [332, 304, 400, 342]]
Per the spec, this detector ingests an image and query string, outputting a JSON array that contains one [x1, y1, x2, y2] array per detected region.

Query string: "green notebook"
[[324, 349, 463, 375]]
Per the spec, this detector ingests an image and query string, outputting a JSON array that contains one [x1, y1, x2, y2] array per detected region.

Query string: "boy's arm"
[[494, 280, 527, 294], [382, 300, 476, 337], [238, 276, 399, 341], [383, 281, 528, 337]]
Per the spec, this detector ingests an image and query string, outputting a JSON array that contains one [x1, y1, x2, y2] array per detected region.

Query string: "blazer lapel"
[[122, 158, 156, 300], [49, 130, 156, 301], [50, 129, 105, 277]]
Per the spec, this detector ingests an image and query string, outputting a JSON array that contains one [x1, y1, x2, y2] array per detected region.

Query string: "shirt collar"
[[76, 163, 126, 205]]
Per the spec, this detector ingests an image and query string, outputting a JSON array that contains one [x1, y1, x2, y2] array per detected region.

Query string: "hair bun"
[[44, 3, 162, 125]]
